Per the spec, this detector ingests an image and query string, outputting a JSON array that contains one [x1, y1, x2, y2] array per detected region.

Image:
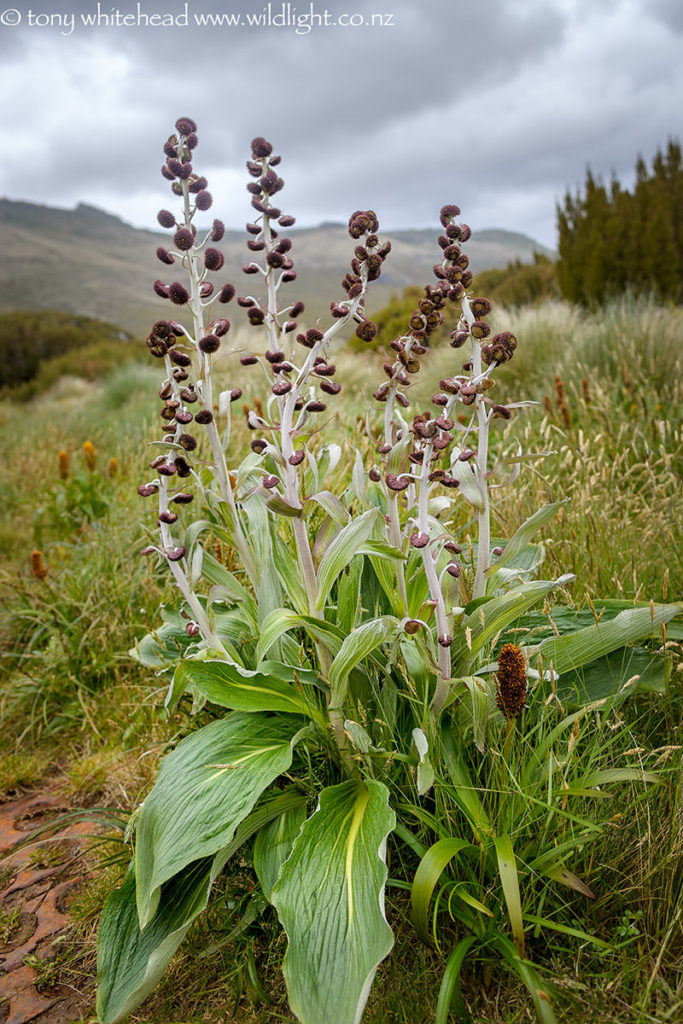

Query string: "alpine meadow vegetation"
[[83, 118, 683, 1024]]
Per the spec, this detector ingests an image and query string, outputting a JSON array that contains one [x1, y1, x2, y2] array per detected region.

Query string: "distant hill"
[[0, 199, 553, 335]]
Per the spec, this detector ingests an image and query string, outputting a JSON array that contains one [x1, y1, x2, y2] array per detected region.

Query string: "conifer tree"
[[556, 139, 682, 303]]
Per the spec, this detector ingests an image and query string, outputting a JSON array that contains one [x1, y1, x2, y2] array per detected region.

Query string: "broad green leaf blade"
[[556, 645, 671, 704], [135, 714, 302, 928], [272, 780, 395, 1024], [337, 554, 364, 634], [98, 790, 302, 1024], [200, 551, 258, 624], [470, 576, 576, 654], [411, 837, 473, 943], [435, 936, 477, 1024], [494, 834, 525, 957], [253, 800, 307, 902], [97, 861, 211, 1024], [454, 577, 575, 672], [130, 605, 192, 668], [314, 508, 381, 612], [174, 660, 314, 716], [328, 615, 399, 706], [533, 603, 682, 677], [273, 532, 309, 615], [411, 728, 435, 796]]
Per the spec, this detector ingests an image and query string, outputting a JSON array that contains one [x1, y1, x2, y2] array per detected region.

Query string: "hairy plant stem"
[[259, 196, 367, 771], [157, 476, 229, 655], [417, 442, 452, 713], [382, 381, 409, 613], [180, 177, 257, 587], [461, 298, 492, 600], [472, 354, 491, 601]]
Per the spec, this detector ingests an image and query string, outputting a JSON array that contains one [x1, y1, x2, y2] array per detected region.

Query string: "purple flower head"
[[175, 116, 197, 136]]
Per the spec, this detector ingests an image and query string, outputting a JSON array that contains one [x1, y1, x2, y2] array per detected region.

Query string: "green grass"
[[0, 295, 681, 1023]]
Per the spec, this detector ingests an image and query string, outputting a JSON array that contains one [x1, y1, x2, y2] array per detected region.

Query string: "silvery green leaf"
[[448, 457, 485, 511], [314, 508, 381, 612], [97, 790, 302, 1024], [174, 660, 316, 716], [319, 443, 342, 480], [351, 448, 368, 505], [428, 496, 451, 516], [218, 389, 232, 418], [272, 781, 395, 1024], [189, 544, 203, 587], [135, 714, 303, 929], [266, 494, 304, 517], [253, 800, 307, 902], [531, 602, 682, 678], [256, 608, 344, 664], [485, 501, 567, 578]]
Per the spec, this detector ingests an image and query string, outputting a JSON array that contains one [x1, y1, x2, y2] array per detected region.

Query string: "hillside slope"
[[0, 199, 552, 334]]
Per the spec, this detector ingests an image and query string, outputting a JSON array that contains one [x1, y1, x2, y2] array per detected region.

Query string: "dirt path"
[[0, 788, 93, 1024]]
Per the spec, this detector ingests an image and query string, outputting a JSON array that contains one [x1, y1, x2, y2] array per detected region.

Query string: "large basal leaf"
[[253, 801, 307, 902], [97, 860, 212, 1024], [135, 713, 303, 928], [174, 659, 316, 717], [97, 789, 303, 1024], [271, 780, 395, 1024], [555, 645, 671, 704], [531, 602, 682, 677]]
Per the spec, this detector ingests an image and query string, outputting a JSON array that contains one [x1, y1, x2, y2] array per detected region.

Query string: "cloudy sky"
[[0, 0, 681, 248]]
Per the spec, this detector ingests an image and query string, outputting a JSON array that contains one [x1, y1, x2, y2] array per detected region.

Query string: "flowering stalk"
[[371, 205, 518, 714], [238, 140, 388, 625], [145, 118, 257, 597]]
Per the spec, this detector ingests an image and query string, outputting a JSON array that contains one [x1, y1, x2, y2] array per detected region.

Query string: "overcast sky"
[[0, 0, 681, 248]]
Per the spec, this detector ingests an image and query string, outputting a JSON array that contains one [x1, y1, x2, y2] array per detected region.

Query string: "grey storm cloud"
[[0, 0, 681, 247]]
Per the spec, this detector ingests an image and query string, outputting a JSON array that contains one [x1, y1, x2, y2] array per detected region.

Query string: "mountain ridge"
[[0, 198, 553, 334]]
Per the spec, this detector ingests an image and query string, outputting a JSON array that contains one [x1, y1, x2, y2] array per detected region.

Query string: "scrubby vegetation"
[[0, 310, 137, 399]]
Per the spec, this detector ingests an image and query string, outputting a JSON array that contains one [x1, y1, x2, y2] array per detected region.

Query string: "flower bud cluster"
[[140, 118, 241, 568], [341, 212, 390, 344], [153, 118, 234, 311], [238, 151, 390, 490]]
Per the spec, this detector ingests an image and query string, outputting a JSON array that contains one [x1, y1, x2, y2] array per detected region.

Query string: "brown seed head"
[[496, 643, 527, 719]]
